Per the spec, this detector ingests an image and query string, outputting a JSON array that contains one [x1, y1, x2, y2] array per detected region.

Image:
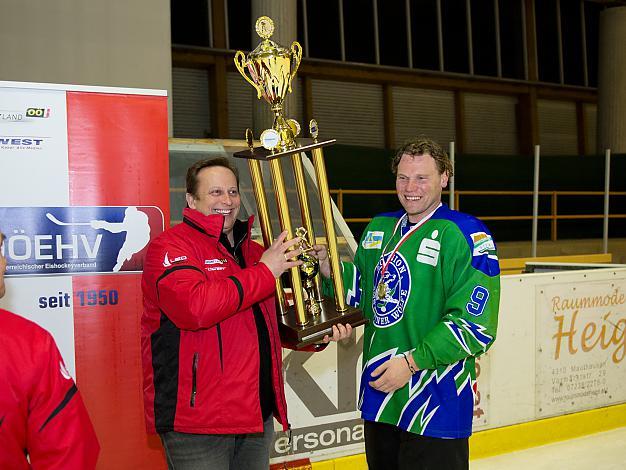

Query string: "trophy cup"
[[233, 16, 366, 348]]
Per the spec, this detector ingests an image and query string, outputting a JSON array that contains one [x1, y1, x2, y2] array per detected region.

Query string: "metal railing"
[[330, 189, 626, 242]]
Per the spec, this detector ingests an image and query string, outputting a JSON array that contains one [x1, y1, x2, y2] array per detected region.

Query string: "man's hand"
[[369, 356, 414, 393], [260, 231, 303, 278], [312, 244, 331, 278], [322, 323, 352, 343]]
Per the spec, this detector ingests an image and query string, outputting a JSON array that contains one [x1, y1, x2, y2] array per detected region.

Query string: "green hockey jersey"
[[327, 204, 500, 438]]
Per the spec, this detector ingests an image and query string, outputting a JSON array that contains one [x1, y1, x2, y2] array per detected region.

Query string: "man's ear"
[[440, 171, 449, 189], [185, 193, 196, 209]]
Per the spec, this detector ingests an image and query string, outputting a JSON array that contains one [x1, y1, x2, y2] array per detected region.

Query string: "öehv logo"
[[0, 206, 164, 276]]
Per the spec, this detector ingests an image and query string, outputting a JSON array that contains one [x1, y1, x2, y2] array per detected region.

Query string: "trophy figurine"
[[294, 227, 321, 317], [233, 16, 366, 348]]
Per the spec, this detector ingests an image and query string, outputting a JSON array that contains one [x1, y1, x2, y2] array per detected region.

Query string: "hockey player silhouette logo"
[[372, 252, 411, 328], [87, 207, 151, 272], [1, 206, 164, 276]]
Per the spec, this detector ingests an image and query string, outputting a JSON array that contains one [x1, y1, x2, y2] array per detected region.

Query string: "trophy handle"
[[289, 42, 303, 93], [234, 51, 264, 99]]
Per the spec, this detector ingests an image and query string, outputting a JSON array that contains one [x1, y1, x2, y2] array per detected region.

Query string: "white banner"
[[0, 86, 69, 206]]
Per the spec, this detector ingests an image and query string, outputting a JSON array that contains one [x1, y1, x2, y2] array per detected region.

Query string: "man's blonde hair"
[[391, 137, 454, 177]]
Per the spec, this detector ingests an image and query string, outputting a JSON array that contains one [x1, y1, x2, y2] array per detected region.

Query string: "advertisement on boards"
[[536, 279, 626, 417]]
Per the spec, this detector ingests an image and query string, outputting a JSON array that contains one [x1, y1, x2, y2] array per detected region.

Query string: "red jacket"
[[0, 308, 99, 470], [141, 208, 288, 434]]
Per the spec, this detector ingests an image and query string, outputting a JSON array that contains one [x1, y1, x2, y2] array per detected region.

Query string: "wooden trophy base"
[[278, 297, 367, 349]]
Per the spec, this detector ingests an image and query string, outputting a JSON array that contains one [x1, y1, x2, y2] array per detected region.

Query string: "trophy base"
[[278, 297, 367, 350]]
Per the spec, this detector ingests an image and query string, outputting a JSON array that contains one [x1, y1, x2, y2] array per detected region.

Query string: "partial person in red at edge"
[[0, 231, 100, 470], [141, 157, 350, 470]]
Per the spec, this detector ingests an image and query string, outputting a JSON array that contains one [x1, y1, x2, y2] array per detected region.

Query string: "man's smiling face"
[[395, 153, 448, 223]]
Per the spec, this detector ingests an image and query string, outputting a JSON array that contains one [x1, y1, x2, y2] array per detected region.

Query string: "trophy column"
[[291, 152, 323, 306], [246, 154, 288, 315], [310, 146, 348, 313], [267, 158, 308, 326]]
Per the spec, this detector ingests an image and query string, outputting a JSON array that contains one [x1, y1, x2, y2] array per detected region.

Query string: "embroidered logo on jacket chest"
[[163, 252, 188, 267], [205, 258, 228, 271]]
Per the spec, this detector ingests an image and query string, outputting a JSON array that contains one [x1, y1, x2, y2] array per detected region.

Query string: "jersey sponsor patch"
[[362, 231, 384, 250], [417, 230, 441, 267], [470, 232, 498, 259], [371, 252, 411, 328], [205, 258, 227, 265]]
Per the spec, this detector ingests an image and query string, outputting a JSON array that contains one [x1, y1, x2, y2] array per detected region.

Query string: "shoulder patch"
[[431, 205, 500, 276], [362, 231, 385, 250], [470, 232, 498, 260]]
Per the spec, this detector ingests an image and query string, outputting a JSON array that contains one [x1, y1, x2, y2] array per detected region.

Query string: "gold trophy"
[[234, 16, 366, 348]]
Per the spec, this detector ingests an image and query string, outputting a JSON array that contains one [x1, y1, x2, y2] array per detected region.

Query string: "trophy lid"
[[249, 16, 292, 60]]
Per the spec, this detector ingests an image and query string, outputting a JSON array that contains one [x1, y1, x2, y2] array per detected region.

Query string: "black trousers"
[[364, 420, 469, 470]]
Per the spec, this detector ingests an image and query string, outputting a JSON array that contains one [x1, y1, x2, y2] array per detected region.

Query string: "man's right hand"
[[311, 244, 331, 278], [260, 231, 303, 278]]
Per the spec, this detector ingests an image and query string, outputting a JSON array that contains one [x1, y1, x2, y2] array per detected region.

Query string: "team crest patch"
[[470, 232, 497, 259], [362, 231, 384, 250], [371, 252, 411, 328]]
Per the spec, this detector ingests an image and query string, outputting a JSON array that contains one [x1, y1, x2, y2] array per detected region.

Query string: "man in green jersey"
[[316, 137, 500, 470]]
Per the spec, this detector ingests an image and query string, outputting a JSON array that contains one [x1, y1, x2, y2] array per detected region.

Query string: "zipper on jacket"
[[216, 324, 224, 371], [190, 352, 199, 408], [260, 302, 290, 430]]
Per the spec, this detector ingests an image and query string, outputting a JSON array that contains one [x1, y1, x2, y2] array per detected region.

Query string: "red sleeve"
[[151, 240, 277, 331], [26, 333, 99, 470]]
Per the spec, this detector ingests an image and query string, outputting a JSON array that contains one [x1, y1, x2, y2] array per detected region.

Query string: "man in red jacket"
[[142, 157, 335, 469], [0, 231, 100, 469]]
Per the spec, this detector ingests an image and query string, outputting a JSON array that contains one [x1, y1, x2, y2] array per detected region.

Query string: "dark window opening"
[[411, 0, 440, 70], [471, 0, 497, 77], [499, 0, 525, 79], [171, 1, 211, 47], [535, 0, 560, 83], [306, 0, 342, 60], [227, 0, 252, 51], [378, 0, 409, 67], [560, 0, 584, 86], [344, 0, 376, 64], [584, 1, 601, 87], [442, 0, 469, 74]]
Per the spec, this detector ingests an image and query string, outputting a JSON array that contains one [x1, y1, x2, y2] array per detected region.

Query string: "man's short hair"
[[186, 157, 240, 197], [391, 137, 454, 177]]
